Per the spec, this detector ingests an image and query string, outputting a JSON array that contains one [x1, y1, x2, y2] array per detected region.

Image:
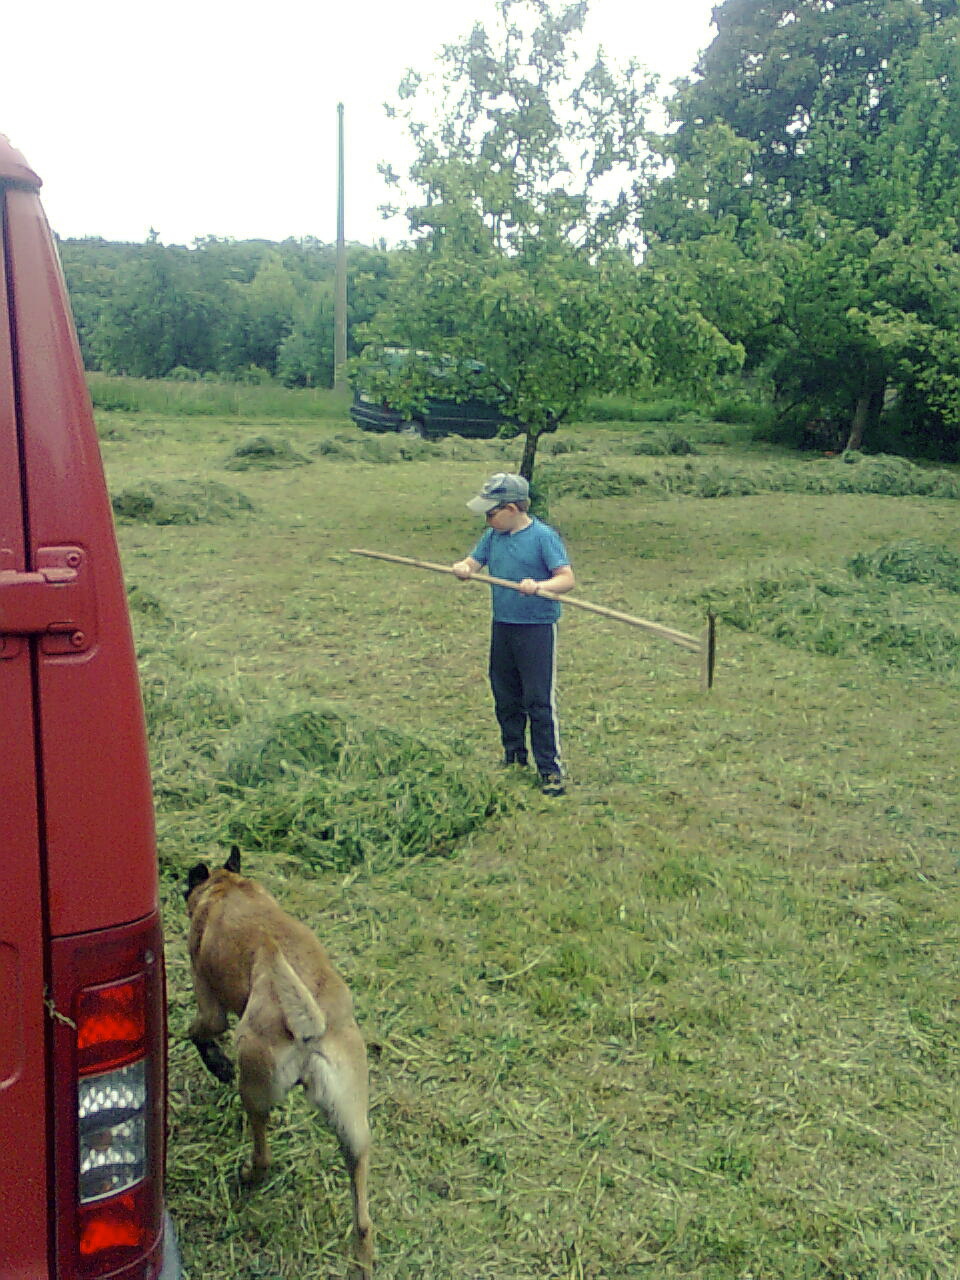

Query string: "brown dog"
[[184, 846, 373, 1277]]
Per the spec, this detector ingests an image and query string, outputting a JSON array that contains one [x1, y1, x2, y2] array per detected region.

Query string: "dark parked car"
[[349, 348, 512, 440], [0, 133, 182, 1278]]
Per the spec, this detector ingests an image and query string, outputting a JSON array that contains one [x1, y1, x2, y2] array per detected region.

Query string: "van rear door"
[[0, 141, 51, 1280], [1, 134, 176, 1279]]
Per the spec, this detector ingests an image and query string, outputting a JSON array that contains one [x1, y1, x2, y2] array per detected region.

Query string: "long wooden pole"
[[351, 548, 705, 655], [333, 102, 348, 393]]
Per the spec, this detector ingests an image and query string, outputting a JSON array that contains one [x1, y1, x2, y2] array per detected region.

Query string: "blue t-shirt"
[[470, 517, 570, 624]]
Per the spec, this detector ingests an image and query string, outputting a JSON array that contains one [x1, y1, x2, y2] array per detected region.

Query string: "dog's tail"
[[263, 944, 327, 1046]]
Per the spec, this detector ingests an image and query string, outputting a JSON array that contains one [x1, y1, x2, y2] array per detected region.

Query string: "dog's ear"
[[184, 862, 210, 901], [224, 844, 242, 875]]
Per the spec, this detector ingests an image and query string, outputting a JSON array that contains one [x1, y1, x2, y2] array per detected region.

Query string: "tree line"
[[59, 233, 393, 388], [61, 0, 960, 467], [646, 0, 960, 461]]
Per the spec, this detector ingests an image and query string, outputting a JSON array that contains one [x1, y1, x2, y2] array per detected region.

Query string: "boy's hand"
[[518, 577, 541, 595], [452, 560, 474, 580]]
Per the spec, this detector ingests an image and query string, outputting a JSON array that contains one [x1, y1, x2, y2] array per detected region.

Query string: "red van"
[[0, 136, 181, 1278]]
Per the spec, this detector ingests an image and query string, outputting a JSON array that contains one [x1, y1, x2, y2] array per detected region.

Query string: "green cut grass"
[[112, 478, 256, 524], [98, 410, 960, 1279], [543, 450, 960, 502], [223, 435, 313, 470], [696, 552, 960, 679]]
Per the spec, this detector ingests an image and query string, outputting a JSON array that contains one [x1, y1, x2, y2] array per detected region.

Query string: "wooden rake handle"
[[351, 549, 716, 688]]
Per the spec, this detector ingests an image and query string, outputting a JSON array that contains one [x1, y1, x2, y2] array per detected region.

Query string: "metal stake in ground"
[[350, 548, 717, 689]]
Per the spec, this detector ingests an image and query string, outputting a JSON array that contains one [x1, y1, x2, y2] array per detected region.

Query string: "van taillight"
[[77, 976, 147, 1073], [77, 977, 148, 1209], [50, 919, 166, 1278]]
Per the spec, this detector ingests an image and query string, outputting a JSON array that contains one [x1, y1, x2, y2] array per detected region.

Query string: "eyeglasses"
[[486, 504, 506, 517]]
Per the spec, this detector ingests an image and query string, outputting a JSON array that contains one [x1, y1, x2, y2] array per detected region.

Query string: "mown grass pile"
[[223, 435, 313, 470], [221, 707, 507, 871], [849, 538, 960, 590], [313, 430, 511, 465], [112, 478, 256, 524], [134, 600, 508, 874], [695, 541, 960, 680], [546, 451, 960, 501]]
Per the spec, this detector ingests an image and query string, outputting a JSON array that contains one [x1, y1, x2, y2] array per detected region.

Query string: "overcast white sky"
[[2, 0, 717, 249]]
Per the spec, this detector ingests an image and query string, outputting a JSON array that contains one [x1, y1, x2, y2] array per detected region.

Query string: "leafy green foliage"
[[671, 0, 946, 192], [89, 238, 221, 378], [647, 0, 960, 458], [364, 0, 739, 481], [60, 236, 393, 387]]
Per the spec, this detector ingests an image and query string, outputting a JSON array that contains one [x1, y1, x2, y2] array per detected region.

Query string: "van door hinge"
[[0, 546, 95, 657]]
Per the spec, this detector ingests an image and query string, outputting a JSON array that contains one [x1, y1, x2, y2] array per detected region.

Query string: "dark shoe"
[[539, 772, 565, 797]]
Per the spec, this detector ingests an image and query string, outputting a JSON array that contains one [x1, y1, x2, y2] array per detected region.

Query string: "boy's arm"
[[518, 564, 575, 596]]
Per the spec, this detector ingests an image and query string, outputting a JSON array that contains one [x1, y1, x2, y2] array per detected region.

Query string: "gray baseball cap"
[[466, 472, 530, 515]]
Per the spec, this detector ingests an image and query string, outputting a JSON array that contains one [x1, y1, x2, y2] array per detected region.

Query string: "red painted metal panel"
[[0, 162, 53, 1280], [0, 133, 41, 188], [49, 917, 167, 1280], [4, 183, 157, 936]]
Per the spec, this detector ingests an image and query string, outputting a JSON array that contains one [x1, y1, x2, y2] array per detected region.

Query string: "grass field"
[[98, 396, 960, 1279]]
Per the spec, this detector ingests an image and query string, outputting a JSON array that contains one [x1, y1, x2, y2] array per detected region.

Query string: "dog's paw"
[[240, 1158, 268, 1188], [197, 1042, 235, 1083], [210, 1059, 235, 1084]]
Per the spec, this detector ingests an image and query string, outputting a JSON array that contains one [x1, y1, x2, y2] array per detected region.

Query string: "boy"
[[452, 472, 575, 796]]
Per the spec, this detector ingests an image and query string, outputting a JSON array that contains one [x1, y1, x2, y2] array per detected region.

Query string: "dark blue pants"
[[489, 621, 562, 776]]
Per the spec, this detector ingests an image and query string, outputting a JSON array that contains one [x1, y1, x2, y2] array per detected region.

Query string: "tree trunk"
[[519, 428, 539, 482], [845, 393, 870, 452], [844, 377, 886, 452]]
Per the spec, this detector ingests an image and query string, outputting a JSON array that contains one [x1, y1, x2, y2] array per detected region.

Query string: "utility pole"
[[334, 102, 348, 393]]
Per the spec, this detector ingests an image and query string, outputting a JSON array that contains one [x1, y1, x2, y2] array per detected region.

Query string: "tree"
[[278, 247, 394, 388], [58, 237, 146, 367], [61, 234, 398, 384], [671, 0, 955, 203], [645, 0, 960, 456], [363, 0, 738, 481], [640, 124, 786, 370], [222, 252, 298, 376], [277, 281, 335, 387], [91, 240, 223, 377]]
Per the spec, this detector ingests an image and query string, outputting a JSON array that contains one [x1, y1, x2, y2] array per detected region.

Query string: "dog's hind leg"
[[236, 1032, 283, 1187], [188, 973, 234, 1084], [341, 1128, 373, 1279], [304, 1031, 374, 1277]]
